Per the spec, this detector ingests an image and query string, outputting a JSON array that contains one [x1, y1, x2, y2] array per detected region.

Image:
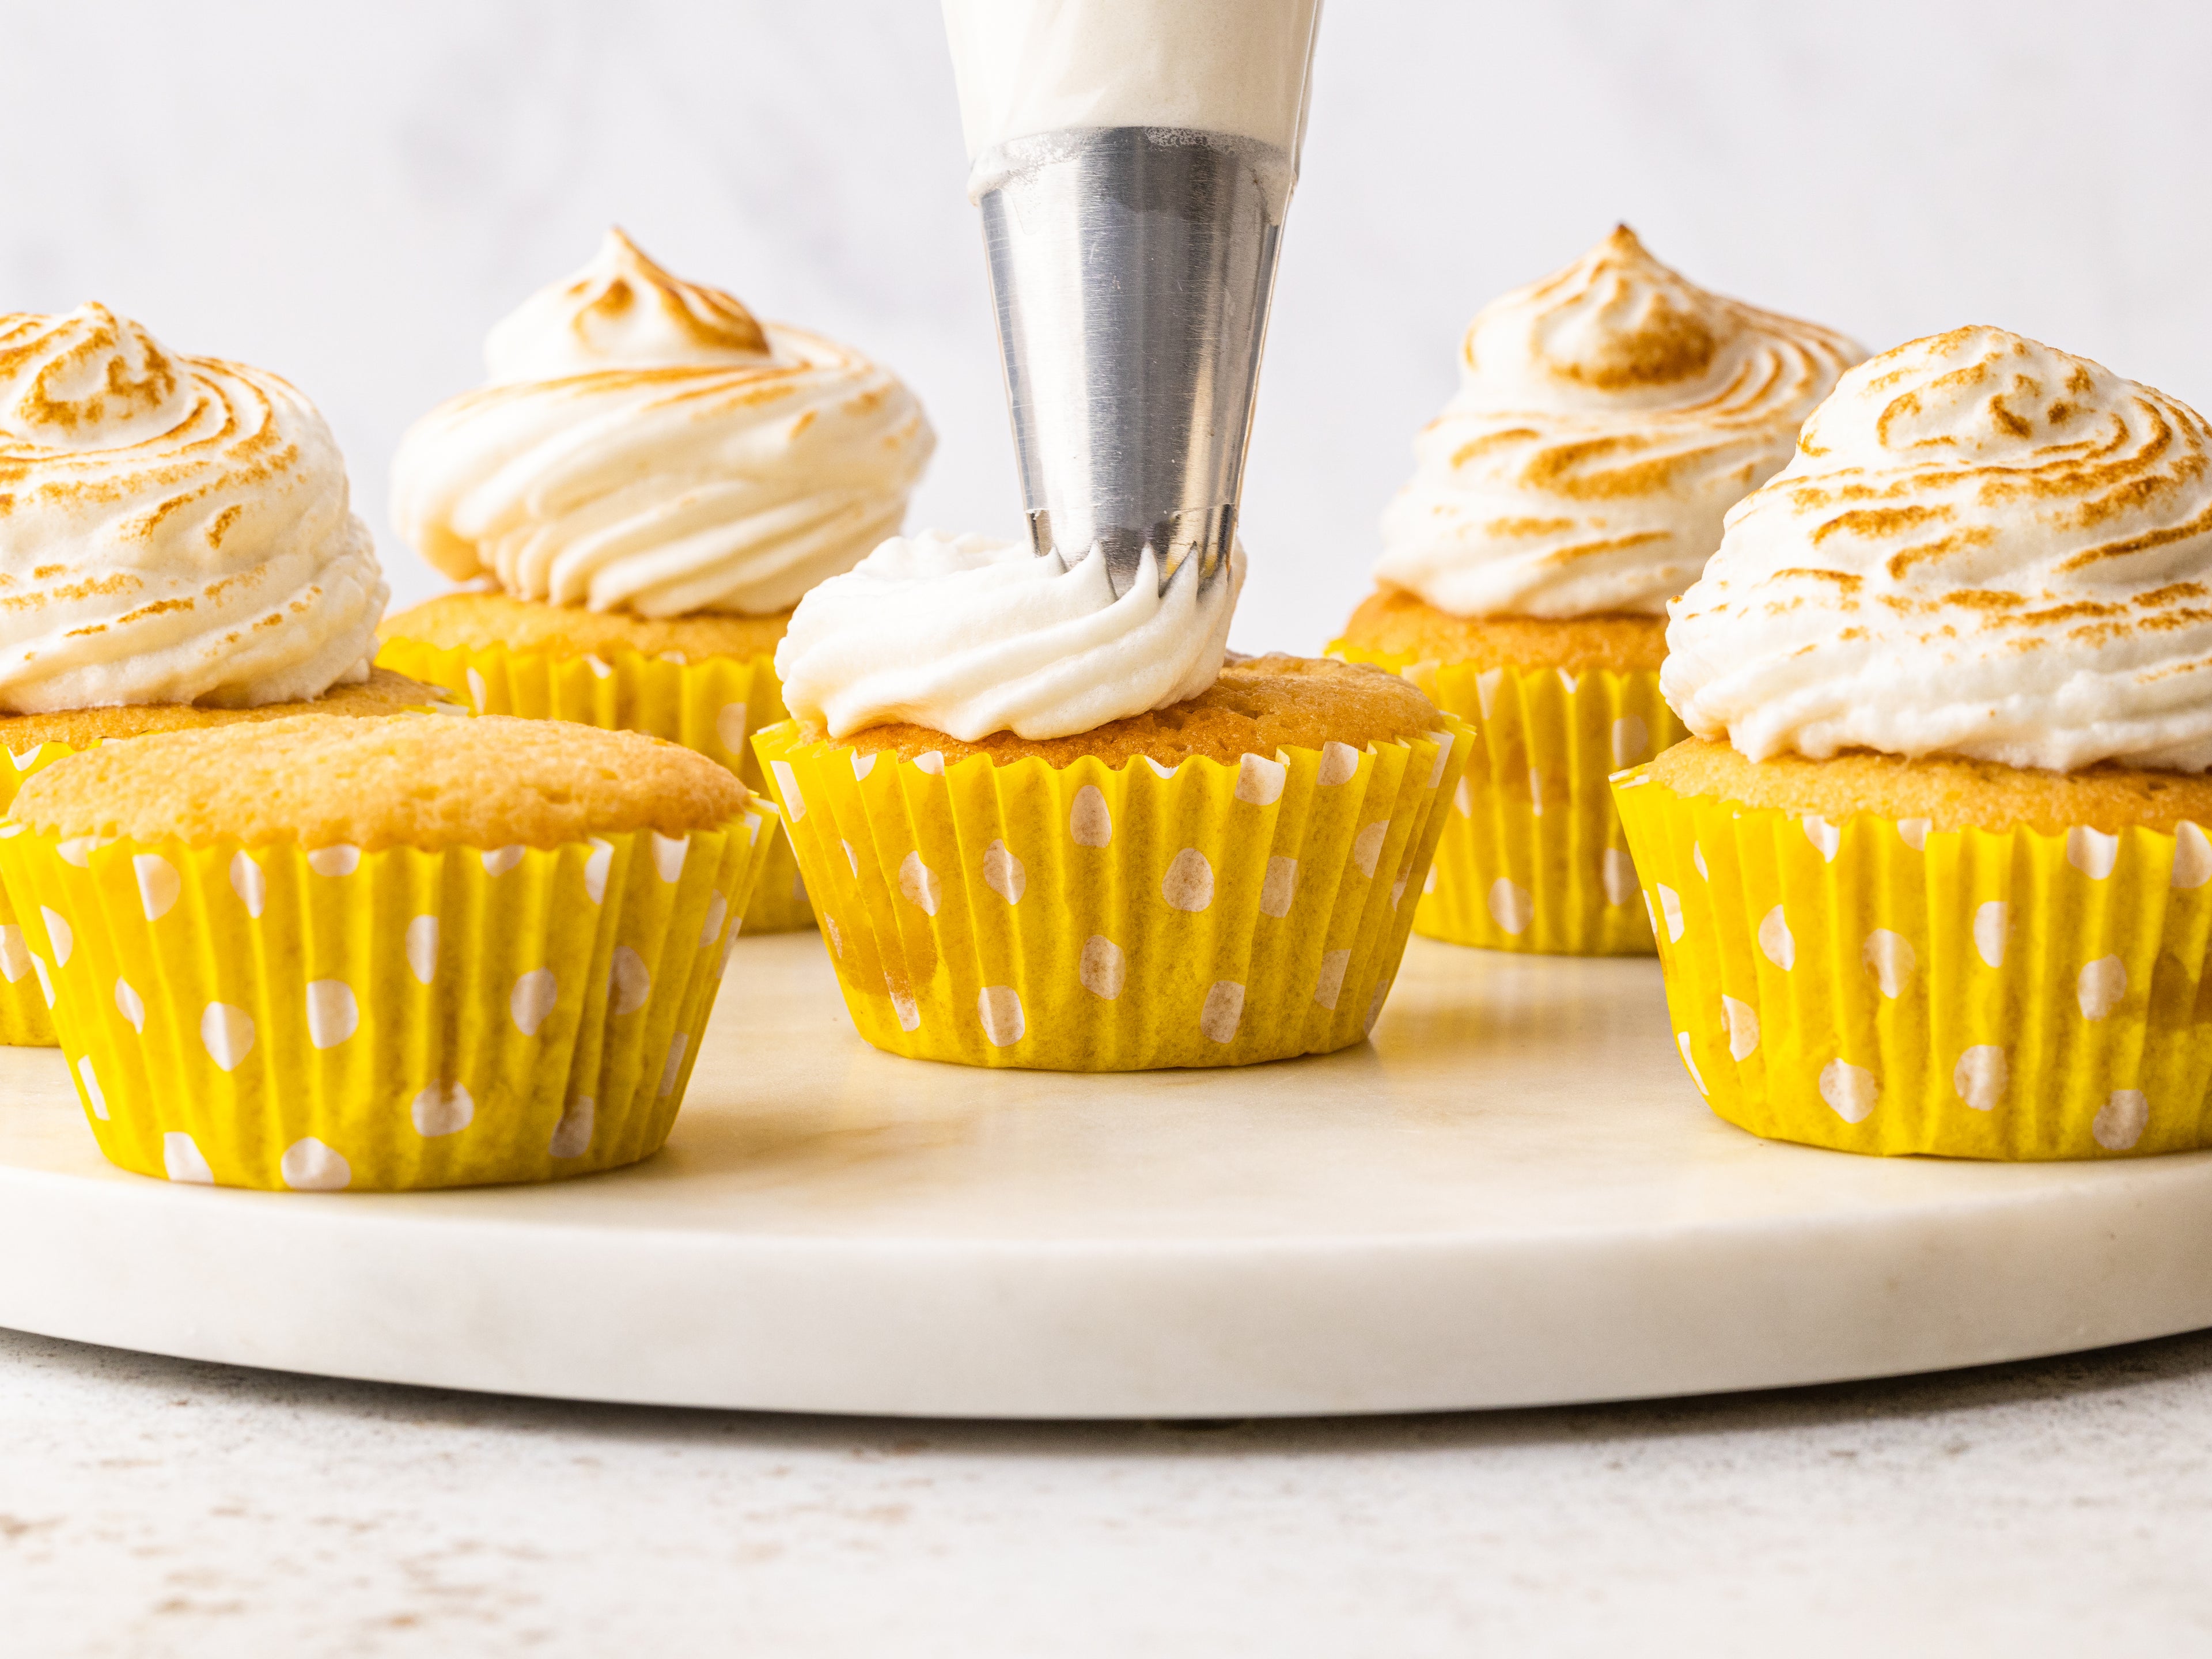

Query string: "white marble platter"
[[1, 932, 2208, 1419]]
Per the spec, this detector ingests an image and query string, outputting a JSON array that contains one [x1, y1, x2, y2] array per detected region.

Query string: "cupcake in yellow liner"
[[763, 555, 1468, 1069], [1333, 595, 1681, 953], [0, 715, 773, 1190], [1332, 226, 1861, 955], [1643, 325, 2212, 1160], [0, 304, 412, 1044], [0, 670, 463, 1047], [381, 229, 935, 936], [377, 593, 809, 928]]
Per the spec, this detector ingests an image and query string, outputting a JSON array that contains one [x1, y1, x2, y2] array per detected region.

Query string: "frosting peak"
[[1662, 326, 2212, 771], [776, 531, 1243, 741], [484, 227, 770, 381], [1376, 226, 1863, 618], [393, 230, 934, 619], [0, 306, 387, 714]]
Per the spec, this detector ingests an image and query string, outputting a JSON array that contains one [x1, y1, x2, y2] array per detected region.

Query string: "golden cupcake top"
[[1664, 326, 2212, 771], [817, 653, 1442, 770], [391, 228, 935, 619], [1375, 226, 1862, 618], [0, 304, 388, 713], [380, 589, 791, 665], [9, 714, 753, 850], [0, 667, 453, 752]]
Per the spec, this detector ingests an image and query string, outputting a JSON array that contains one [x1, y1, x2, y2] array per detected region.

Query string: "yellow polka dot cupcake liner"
[[0, 805, 775, 1190], [751, 717, 1472, 1070], [0, 741, 85, 1046], [1611, 764, 2212, 1160], [376, 633, 812, 934], [1328, 643, 1684, 955]]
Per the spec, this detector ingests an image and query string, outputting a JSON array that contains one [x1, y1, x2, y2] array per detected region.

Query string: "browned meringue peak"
[[1664, 326, 2212, 771], [0, 304, 385, 711], [483, 226, 771, 382], [1374, 226, 1862, 618]]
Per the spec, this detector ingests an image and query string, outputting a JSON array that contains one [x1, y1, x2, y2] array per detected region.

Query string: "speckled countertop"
[[6, 1326, 2211, 1657]]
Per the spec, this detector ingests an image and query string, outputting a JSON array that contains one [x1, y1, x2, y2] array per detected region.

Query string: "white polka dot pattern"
[[1488, 878, 1533, 937], [550, 1094, 595, 1159], [913, 751, 944, 775], [465, 666, 488, 713], [1161, 849, 1215, 912], [510, 968, 558, 1036], [1235, 753, 1286, 805], [1351, 821, 1389, 880], [482, 844, 525, 877], [888, 986, 921, 1032], [1316, 742, 1359, 786], [652, 834, 689, 882], [1313, 950, 1351, 1010], [77, 1056, 106, 1120], [978, 985, 1025, 1046], [1801, 816, 1840, 861], [0, 926, 29, 985], [2077, 956, 2127, 1020], [411, 1081, 475, 1137], [1972, 902, 2008, 968], [1691, 843, 1708, 880], [163, 1132, 214, 1184], [280, 1137, 350, 1191], [200, 1002, 255, 1071], [56, 836, 99, 867], [1365, 978, 1391, 1035], [1199, 981, 1245, 1043], [583, 838, 613, 904], [229, 852, 267, 917], [850, 751, 876, 781], [1861, 930, 1915, 998], [1259, 857, 1298, 919], [2066, 827, 2119, 879], [1069, 786, 1112, 847], [1078, 935, 1126, 1000], [715, 704, 748, 755], [305, 980, 359, 1048], [609, 946, 650, 1015], [1676, 1032, 1707, 1096], [114, 977, 145, 1032], [982, 840, 1026, 905], [1722, 995, 1759, 1060], [1453, 777, 1475, 819], [31, 956, 53, 1008], [658, 1032, 690, 1097], [406, 915, 440, 984], [1897, 818, 1930, 851], [898, 851, 941, 914], [1758, 906, 1795, 970], [1819, 1059, 1877, 1123], [698, 892, 728, 947], [40, 907, 70, 967], [1601, 849, 1637, 907], [2177, 823, 2212, 889], [133, 854, 180, 921], [1953, 1046, 2007, 1111], [1656, 885, 1684, 942], [2093, 1090, 2149, 1151], [1425, 731, 1455, 788], [771, 761, 805, 821], [307, 844, 360, 877]]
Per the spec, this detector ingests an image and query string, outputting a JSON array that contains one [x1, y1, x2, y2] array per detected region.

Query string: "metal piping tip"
[[976, 127, 1291, 600]]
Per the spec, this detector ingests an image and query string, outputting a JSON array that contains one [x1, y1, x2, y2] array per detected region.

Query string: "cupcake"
[[380, 228, 935, 935], [1617, 326, 2212, 1159], [0, 304, 421, 1045], [755, 532, 1468, 1070], [1331, 227, 1861, 954], [0, 715, 773, 1190]]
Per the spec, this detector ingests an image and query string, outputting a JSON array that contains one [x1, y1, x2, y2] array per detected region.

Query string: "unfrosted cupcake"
[[756, 532, 1468, 1070], [1332, 228, 1861, 954], [1618, 326, 2212, 1159], [380, 229, 935, 934], [0, 715, 772, 1190], [0, 304, 414, 1044]]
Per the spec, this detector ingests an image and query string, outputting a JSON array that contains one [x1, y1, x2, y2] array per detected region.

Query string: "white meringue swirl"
[[1376, 226, 1863, 618], [776, 531, 1243, 741], [1664, 326, 2212, 772], [391, 229, 935, 618], [0, 305, 385, 713]]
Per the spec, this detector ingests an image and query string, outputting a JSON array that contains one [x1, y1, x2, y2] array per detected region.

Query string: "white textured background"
[[2, 0, 2204, 656]]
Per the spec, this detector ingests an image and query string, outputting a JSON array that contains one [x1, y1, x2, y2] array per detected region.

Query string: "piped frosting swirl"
[[0, 305, 385, 713], [1376, 226, 1863, 618], [1663, 326, 2212, 772], [392, 229, 935, 619]]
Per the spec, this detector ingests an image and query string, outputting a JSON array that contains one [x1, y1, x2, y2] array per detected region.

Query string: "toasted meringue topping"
[[392, 229, 934, 619], [0, 305, 386, 713], [1376, 226, 1863, 618], [1664, 326, 2212, 772]]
